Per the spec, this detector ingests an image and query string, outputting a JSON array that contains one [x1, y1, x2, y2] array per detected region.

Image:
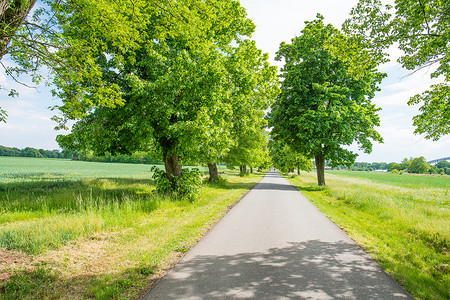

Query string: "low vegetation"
[[0, 157, 263, 299], [286, 171, 449, 299]]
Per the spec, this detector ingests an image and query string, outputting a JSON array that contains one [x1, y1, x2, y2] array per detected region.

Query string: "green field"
[[0, 156, 162, 181], [287, 171, 449, 300], [0, 157, 261, 299], [327, 170, 450, 189]]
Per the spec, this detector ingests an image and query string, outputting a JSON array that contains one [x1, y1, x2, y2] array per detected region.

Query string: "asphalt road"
[[143, 171, 412, 299]]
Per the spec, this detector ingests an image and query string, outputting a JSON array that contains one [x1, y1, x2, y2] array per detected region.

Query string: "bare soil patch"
[[0, 248, 32, 282]]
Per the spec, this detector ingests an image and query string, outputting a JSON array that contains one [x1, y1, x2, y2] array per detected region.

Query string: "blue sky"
[[0, 0, 449, 163]]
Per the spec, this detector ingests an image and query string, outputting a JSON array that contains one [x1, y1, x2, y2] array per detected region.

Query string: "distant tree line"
[[387, 157, 450, 175], [349, 162, 388, 171], [0, 145, 63, 158], [73, 151, 161, 165], [0, 145, 161, 165], [334, 158, 450, 175]]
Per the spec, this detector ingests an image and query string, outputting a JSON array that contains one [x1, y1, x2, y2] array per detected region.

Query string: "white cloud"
[[0, 65, 62, 149]]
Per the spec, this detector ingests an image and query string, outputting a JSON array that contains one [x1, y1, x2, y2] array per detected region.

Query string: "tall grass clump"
[[287, 172, 449, 299], [0, 192, 165, 255]]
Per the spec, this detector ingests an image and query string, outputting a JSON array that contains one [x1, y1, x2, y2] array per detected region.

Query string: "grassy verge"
[[0, 157, 263, 299], [285, 171, 449, 300]]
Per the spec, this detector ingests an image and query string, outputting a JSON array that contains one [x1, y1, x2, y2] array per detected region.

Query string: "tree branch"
[[0, 60, 38, 89]]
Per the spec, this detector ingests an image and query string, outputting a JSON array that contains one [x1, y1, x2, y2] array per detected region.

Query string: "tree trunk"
[[208, 163, 219, 182], [250, 166, 253, 173], [163, 151, 182, 182], [241, 165, 247, 173], [297, 163, 300, 175], [315, 153, 326, 186], [0, 0, 37, 59]]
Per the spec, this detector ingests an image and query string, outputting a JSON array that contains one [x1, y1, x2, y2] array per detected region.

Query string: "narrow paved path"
[[143, 171, 412, 299]]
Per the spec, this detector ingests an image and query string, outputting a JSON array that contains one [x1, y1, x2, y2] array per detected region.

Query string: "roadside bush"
[[204, 176, 228, 186], [151, 167, 202, 201]]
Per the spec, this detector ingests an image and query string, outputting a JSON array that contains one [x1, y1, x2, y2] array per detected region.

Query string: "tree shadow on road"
[[148, 240, 412, 299], [292, 185, 327, 192], [253, 182, 299, 191]]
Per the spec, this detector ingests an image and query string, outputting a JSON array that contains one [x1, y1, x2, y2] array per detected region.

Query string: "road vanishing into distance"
[[143, 171, 412, 299]]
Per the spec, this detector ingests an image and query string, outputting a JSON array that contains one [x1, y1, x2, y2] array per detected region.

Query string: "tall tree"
[[225, 126, 268, 173], [269, 140, 312, 175], [189, 40, 278, 181], [270, 15, 384, 186], [344, 0, 450, 140], [223, 40, 280, 173]]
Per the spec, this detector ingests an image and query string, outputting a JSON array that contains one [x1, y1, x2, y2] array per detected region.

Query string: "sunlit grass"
[[287, 171, 449, 300]]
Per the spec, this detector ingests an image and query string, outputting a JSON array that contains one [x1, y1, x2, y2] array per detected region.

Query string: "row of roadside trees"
[[0, 1, 279, 196], [0, 0, 449, 189], [49, 1, 280, 191]]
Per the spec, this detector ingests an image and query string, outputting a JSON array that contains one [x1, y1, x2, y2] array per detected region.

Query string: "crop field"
[[0, 156, 164, 181], [0, 157, 261, 299], [327, 170, 450, 189], [287, 171, 449, 299]]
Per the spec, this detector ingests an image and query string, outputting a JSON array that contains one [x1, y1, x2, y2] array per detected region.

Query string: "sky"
[[0, 0, 449, 163]]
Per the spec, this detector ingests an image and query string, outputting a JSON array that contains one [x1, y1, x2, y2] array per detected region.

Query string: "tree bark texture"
[[208, 163, 219, 182], [241, 165, 247, 173], [0, 0, 37, 59], [315, 153, 326, 186], [297, 163, 300, 175], [163, 151, 182, 182]]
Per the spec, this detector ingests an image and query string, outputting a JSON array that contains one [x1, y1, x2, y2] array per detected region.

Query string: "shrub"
[[151, 167, 202, 201], [204, 176, 228, 186]]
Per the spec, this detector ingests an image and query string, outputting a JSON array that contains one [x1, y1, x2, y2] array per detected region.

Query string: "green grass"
[[0, 157, 262, 299], [327, 170, 450, 189], [0, 266, 60, 300], [286, 171, 449, 300]]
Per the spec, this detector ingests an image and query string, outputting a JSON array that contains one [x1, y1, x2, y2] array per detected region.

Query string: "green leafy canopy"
[[270, 15, 384, 184]]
